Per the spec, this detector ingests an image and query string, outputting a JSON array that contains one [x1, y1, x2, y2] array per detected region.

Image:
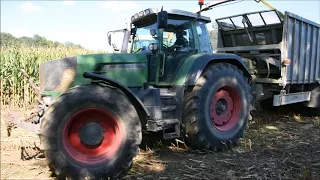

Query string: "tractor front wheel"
[[183, 63, 253, 151], [39, 84, 142, 179]]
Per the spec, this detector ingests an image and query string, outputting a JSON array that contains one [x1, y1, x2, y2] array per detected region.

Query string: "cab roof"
[[131, 8, 211, 24]]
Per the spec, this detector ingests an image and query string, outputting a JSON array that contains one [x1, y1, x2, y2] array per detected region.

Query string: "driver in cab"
[[173, 30, 188, 47], [166, 30, 189, 51]]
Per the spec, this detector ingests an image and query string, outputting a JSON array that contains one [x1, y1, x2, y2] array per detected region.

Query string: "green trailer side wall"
[[72, 53, 148, 87]]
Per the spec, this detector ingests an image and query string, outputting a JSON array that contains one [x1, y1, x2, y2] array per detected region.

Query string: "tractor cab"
[[107, 8, 213, 85], [108, 8, 213, 54]]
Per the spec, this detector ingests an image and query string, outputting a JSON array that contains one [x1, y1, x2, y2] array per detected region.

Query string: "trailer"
[[216, 10, 320, 108]]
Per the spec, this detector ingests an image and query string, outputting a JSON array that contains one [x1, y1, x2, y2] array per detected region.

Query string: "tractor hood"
[[39, 53, 148, 92]]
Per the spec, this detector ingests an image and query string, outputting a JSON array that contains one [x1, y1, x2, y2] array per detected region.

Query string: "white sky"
[[1, 1, 319, 51]]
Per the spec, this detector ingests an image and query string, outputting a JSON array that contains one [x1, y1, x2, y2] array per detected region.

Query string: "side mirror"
[[107, 33, 111, 46], [108, 34, 119, 51], [112, 43, 119, 52], [131, 27, 137, 35], [157, 10, 168, 29]]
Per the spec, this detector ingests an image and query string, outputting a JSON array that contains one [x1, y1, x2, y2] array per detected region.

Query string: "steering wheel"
[[133, 48, 142, 53], [170, 44, 184, 52], [163, 44, 184, 52]]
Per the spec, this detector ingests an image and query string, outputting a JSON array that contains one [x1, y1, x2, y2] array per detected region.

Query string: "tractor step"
[[143, 88, 182, 139], [163, 118, 179, 124], [163, 132, 180, 140], [160, 90, 180, 139], [163, 119, 180, 140], [161, 105, 176, 112], [160, 93, 176, 98], [160, 92, 177, 106], [160, 91, 178, 120]]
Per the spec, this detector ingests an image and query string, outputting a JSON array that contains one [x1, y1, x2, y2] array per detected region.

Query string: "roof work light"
[[198, 0, 204, 6]]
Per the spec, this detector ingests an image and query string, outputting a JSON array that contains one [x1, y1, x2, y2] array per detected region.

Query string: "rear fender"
[[176, 53, 252, 86], [83, 72, 150, 119]]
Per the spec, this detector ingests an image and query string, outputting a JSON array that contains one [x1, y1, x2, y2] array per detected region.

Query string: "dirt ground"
[[1, 105, 319, 180]]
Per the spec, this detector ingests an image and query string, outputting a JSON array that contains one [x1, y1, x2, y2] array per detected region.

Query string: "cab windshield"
[[131, 21, 158, 53], [162, 19, 195, 52]]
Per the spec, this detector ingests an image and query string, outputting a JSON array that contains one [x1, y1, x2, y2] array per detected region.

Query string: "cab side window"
[[196, 21, 213, 53]]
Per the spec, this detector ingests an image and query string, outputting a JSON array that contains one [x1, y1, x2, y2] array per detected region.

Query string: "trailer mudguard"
[[174, 53, 251, 86], [83, 72, 150, 117]]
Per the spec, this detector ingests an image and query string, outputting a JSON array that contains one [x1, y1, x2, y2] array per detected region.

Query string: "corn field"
[[1, 45, 103, 108]]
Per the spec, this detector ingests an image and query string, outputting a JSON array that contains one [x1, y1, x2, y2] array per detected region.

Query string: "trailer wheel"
[[182, 63, 253, 151], [39, 84, 141, 179]]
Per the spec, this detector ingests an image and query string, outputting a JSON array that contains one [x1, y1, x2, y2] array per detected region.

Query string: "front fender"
[[83, 72, 150, 118], [174, 53, 251, 86]]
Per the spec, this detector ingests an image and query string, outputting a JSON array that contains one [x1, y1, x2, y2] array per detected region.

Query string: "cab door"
[[157, 19, 197, 86], [195, 21, 213, 53]]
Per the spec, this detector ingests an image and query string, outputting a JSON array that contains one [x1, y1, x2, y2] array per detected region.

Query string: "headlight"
[[148, 43, 158, 51], [131, 9, 153, 22]]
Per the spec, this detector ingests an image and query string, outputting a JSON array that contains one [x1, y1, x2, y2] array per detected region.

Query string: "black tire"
[[182, 63, 253, 151], [39, 84, 142, 179]]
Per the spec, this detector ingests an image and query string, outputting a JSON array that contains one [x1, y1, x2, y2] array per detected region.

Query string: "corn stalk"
[[0, 45, 104, 108]]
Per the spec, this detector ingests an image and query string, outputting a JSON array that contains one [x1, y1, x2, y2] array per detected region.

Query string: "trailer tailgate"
[[282, 11, 320, 84]]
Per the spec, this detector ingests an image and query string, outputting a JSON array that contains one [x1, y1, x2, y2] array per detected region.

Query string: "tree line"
[[0, 32, 84, 49]]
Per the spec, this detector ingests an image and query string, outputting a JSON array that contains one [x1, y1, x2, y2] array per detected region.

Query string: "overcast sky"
[[1, 0, 319, 51]]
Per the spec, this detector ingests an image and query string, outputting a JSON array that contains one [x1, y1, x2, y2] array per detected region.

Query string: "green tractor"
[[11, 6, 254, 179], [8, 0, 320, 178]]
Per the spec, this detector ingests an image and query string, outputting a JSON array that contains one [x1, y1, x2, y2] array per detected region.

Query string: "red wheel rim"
[[210, 85, 241, 131], [62, 108, 123, 164]]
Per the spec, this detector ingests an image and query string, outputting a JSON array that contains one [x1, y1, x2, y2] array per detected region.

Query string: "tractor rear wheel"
[[182, 63, 253, 151], [39, 84, 142, 179]]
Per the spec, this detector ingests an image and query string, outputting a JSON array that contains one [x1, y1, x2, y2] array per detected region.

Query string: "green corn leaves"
[[1, 45, 104, 108]]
